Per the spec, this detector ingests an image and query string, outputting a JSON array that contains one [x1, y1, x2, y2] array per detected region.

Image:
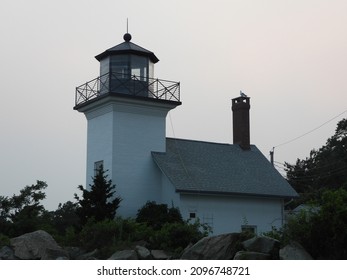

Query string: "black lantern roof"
[[95, 33, 159, 63]]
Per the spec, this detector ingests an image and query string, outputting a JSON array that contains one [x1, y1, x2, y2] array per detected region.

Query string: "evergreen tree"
[[74, 167, 121, 224]]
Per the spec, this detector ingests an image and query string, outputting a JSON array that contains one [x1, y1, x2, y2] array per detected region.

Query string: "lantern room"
[[95, 33, 159, 97]]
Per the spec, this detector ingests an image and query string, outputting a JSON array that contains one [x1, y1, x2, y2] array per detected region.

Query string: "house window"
[[94, 160, 104, 176], [189, 212, 196, 219], [241, 225, 257, 235]]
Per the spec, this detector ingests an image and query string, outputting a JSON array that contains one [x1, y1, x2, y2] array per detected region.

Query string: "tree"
[[285, 118, 347, 201], [0, 181, 48, 236], [52, 201, 81, 234], [74, 167, 121, 224]]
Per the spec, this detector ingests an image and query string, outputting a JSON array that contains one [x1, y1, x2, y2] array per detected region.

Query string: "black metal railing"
[[75, 72, 180, 106]]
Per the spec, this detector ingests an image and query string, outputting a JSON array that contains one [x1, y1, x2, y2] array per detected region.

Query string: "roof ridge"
[[166, 137, 255, 147]]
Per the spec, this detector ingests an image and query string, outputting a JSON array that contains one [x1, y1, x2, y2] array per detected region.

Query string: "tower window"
[[94, 160, 104, 176]]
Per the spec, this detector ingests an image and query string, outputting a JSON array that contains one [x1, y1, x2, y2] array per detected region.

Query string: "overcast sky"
[[1, 0, 346, 210]]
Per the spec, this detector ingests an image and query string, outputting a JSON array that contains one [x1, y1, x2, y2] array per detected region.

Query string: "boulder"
[[180, 233, 244, 260], [136, 245, 151, 260], [0, 246, 17, 260], [64, 247, 87, 260], [280, 242, 313, 260], [151, 250, 171, 260], [108, 249, 138, 260], [77, 249, 99, 260], [42, 247, 69, 260], [10, 230, 68, 260], [242, 236, 280, 259], [234, 251, 271, 260]]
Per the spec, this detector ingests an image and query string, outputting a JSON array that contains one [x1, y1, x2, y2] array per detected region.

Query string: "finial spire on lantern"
[[123, 18, 132, 42]]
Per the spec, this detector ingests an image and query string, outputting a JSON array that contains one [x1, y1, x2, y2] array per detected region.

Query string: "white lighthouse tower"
[[74, 33, 181, 217]]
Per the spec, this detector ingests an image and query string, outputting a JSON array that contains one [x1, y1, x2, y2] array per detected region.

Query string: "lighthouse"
[[74, 33, 181, 217]]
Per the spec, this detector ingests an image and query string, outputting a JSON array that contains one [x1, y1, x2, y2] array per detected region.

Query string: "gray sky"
[[1, 0, 346, 210]]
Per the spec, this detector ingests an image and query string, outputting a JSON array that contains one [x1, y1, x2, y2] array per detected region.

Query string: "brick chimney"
[[232, 96, 250, 150]]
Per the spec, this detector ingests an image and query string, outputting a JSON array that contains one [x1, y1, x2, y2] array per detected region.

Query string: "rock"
[[10, 230, 68, 260], [0, 246, 17, 260], [234, 251, 271, 260], [151, 250, 171, 260], [77, 249, 99, 260], [42, 247, 69, 260], [242, 236, 280, 259], [180, 233, 244, 260], [136, 245, 151, 260], [280, 242, 313, 260], [108, 250, 138, 260], [132, 240, 149, 248], [64, 247, 87, 260], [56, 256, 69, 260]]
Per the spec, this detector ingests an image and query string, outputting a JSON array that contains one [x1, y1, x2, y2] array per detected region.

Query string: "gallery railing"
[[75, 72, 180, 106]]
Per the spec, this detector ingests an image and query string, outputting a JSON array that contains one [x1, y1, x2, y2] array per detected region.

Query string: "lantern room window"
[[100, 54, 150, 80]]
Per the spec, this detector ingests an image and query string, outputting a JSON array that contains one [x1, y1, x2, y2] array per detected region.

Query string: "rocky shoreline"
[[0, 230, 312, 260]]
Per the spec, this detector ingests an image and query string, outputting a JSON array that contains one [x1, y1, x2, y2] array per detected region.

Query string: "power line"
[[274, 155, 347, 180], [269, 109, 347, 167], [288, 166, 347, 182], [275, 153, 347, 170], [277, 157, 347, 180], [274, 108, 347, 149]]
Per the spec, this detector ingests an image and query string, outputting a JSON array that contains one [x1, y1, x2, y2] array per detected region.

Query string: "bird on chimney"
[[240, 90, 247, 97]]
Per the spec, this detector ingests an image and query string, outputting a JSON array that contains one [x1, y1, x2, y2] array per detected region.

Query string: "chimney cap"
[[232, 95, 250, 103], [232, 96, 250, 110]]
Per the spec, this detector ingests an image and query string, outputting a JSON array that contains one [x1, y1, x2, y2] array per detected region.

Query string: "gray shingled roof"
[[152, 138, 298, 198]]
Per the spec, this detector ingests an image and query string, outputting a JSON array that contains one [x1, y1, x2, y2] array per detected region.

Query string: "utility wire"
[[274, 108, 347, 149], [269, 108, 347, 167], [275, 153, 347, 170], [288, 166, 347, 182], [276, 158, 347, 180]]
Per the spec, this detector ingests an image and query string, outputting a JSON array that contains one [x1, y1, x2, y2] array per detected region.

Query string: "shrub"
[[136, 201, 183, 230], [78, 218, 122, 258], [0, 233, 10, 248], [54, 226, 79, 247], [261, 226, 283, 243], [153, 220, 209, 255], [271, 188, 347, 259], [116, 218, 154, 244]]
